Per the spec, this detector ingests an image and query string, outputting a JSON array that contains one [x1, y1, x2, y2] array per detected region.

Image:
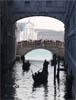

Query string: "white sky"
[[17, 16, 64, 31]]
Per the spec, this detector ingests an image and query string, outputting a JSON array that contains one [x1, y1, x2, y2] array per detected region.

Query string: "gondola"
[[32, 60, 49, 85], [21, 55, 31, 71], [22, 61, 31, 71]]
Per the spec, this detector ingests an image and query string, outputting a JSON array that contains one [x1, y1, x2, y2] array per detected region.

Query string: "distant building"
[[24, 20, 37, 40], [16, 21, 64, 42], [35, 29, 64, 42], [15, 22, 25, 42]]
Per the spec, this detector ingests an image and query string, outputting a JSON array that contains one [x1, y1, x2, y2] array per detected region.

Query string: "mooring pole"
[[52, 54, 57, 83], [54, 64, 56, 83], [57, 56, 60, 79]]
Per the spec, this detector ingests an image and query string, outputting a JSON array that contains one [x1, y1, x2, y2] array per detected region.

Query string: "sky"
[[17, 16, 64, 31]]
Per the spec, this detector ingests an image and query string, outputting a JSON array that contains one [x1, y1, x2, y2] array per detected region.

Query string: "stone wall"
[[65, 1, 76, 99], [1, 1, 16, 70], [1, 1, 8, 70]]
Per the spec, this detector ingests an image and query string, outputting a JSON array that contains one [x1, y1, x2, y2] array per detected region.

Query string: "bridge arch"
[[11, 0, 67, 24], [24, 48, 53, 61], [16, 16, 64, 30], [23, 48, 55, 56], [15, 16, 64, 44], [14, 15, 65, 25], [16, 16, 64, 59]]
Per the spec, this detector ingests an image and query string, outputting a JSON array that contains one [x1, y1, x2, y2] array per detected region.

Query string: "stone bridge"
[[16, 40, 64, 58]]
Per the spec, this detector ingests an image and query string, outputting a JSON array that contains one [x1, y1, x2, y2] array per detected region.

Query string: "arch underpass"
[[1, 0, 76, 99]]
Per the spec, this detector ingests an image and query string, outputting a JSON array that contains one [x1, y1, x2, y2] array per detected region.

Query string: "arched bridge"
[[16, 40, 64, 58]]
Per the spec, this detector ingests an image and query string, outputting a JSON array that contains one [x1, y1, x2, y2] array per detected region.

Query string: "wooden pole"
[[53, 54, 57, 82], [57, 56, 60, 79], [54, 64, 56, 83]]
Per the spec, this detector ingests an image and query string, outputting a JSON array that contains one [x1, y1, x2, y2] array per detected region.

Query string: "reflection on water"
[[2, 60, 67, 100]]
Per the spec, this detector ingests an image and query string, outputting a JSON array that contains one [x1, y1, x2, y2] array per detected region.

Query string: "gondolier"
[[21, 55, 31, 71], [32, 60, 49, 86]]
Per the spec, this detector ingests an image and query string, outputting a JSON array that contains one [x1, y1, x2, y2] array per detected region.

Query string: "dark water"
[[2, 60, 67, 100]]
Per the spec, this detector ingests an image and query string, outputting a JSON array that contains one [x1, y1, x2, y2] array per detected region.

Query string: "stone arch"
[[14, 15, 65, 25], [16, 16, 64, 58], [11, 1, 66, 24], [15, 16, 64, 43], [23, 47, 54, 56], [24, 48, 53, 61]]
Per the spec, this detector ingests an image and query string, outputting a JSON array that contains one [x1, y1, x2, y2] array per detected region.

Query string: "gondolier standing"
[[21, 55, 31, 71]]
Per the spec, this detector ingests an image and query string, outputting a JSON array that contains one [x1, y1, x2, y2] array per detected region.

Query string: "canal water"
[[2, 49, 67, 100], [12, 60, 66, 100]]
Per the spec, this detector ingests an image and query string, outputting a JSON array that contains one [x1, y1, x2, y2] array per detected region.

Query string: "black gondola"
[[21, 55, 31, 71], [22, 60, 31, 71], [32, 60, 49, 85]]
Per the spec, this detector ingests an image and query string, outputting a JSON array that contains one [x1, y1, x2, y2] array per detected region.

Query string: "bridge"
[[16, 40, 64, 58]]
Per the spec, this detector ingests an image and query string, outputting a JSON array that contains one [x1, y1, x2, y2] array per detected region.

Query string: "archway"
[[15, 16, 64, 60]]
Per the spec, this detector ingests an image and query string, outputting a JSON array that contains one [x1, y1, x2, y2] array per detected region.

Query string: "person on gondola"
[[21, 55, 30, 71], [51, 54, 57, 66], [21, 55, 25, 64], [25, 60, 31, 68], [43, 60, 49, 72]]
